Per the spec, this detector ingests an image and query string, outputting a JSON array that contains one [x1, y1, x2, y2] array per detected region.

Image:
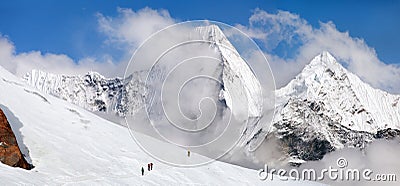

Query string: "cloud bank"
[[237, 9, 400, 93]]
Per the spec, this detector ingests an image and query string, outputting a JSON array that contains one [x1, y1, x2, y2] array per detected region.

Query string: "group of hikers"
[[141, 163, 153, 176], [140, 151, 191, 176]]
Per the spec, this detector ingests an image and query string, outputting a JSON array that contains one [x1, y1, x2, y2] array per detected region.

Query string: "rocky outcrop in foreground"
[[0, 108, 33, 170]]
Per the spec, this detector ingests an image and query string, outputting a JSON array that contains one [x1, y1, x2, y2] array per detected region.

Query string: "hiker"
[[147, 163, 150, 171], [187, 150, 190, 157], [150, 163, 153, 170], [141, 167, 144, 176]]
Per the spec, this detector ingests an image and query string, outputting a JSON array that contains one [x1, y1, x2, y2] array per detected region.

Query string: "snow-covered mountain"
[[0, 61, 316, 185], [24, 25, 263, 121], [22, 26, 400, 166], [277, 51, 400, 132], [248, 51, 400, 165]]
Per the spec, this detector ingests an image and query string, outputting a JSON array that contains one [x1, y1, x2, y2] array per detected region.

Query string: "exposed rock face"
[[0, 108, 33, 170]]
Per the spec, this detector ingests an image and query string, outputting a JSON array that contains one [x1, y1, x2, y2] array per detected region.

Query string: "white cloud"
[[0, 7, 176, 78], [0, 34, 121, 77], [97, 7, 175, 50], [0, 36, 16, 73], [238, 9, 400, 93]]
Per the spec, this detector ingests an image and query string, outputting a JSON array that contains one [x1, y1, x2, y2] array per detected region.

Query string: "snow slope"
[[0, 66, 316, 185]]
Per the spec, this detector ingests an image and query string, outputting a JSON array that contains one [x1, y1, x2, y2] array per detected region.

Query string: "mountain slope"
[[1, 65, 316, 184]]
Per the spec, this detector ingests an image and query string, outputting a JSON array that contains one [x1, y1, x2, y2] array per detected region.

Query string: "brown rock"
[[0, 108, 33, 170]]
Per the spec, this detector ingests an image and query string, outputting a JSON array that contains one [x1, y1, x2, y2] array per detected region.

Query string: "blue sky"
[[0, 0, 400, 92], [0, 0, 399, 63]]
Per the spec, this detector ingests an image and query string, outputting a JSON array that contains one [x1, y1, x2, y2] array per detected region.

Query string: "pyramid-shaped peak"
[[304, 51, 348, 74], [309, 51, 339, 66], [194, 24, 229, 43], [321, 50, 334, 59], [297, 51, 348, 82]]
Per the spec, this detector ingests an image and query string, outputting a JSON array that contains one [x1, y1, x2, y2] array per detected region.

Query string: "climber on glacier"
[[141, 167, 144, 176]]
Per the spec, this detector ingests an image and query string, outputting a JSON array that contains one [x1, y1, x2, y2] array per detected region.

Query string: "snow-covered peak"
[[300, 51, 346, 86], [279, 52, 345, 96], [258, 51, 400, 163], [195, 25, 236, 50], [308, 51, 339, 66], [276, 51, 400, 133]]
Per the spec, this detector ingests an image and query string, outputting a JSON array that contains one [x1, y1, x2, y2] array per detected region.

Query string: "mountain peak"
[[277, 50, 400, 132], [320, 50, 335, 61], [194, 24, 231, 47], [271, 50, 400, 163], [308, 51, 340, 67], [299, 51, 347, 82]]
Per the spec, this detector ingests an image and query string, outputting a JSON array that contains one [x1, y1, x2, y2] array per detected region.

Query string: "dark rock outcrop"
[[0, 108, 33, 170]]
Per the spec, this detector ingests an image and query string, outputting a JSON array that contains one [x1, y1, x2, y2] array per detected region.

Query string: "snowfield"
[[0, 66, 318, 185]]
